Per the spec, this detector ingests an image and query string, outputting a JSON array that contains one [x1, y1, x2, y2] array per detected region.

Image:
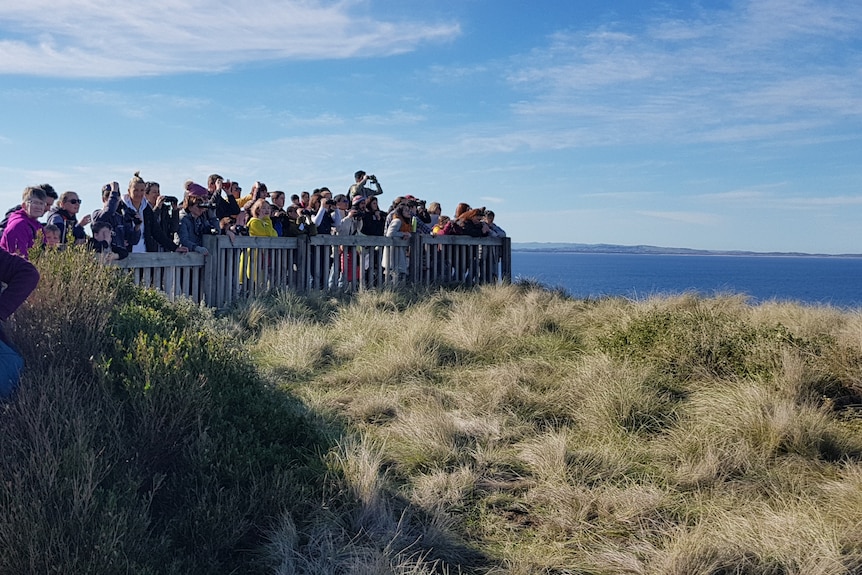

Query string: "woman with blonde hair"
[[247, 199, 277, 237], [427, 201, 442, 228]]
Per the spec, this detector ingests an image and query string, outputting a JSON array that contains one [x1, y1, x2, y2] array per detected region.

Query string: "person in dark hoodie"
[[91, 181, 141, 252], [46, 190, 90, 246], [87, 221, 128, 262]]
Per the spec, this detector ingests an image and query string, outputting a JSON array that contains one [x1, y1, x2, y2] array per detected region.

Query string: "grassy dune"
[[2, 248, 862, 574]]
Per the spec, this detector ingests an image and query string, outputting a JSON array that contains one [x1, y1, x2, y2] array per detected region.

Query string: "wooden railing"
[[114, 234, 511, 308]]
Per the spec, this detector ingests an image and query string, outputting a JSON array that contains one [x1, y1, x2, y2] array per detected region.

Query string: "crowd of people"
[[0, 170, 507, 397], [0, 170, 506, 272]]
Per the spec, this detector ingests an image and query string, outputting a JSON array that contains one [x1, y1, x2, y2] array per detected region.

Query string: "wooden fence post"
[[500, 237, 512, 283]]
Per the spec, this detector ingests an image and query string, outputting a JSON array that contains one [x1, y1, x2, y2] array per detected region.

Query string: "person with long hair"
[[361, 196, 386, 237], [383, 202, 413, 283]]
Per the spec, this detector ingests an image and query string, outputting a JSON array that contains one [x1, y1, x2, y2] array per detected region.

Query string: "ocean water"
[[511, 252, 862, 308]]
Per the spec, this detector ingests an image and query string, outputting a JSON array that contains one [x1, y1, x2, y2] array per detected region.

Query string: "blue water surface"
[[512, 252, 862, 308]]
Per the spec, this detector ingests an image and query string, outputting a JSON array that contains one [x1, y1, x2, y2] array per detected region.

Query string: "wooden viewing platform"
[[114, 234, 512, 308]]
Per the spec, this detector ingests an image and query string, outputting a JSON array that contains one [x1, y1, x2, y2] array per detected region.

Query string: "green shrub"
[[0, 248, 329, 575]]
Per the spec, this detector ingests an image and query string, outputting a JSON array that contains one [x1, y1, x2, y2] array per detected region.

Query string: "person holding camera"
[[178, 195, 222, 255], [283, 205, 317, 237], [208, 174, 241, 223], [92, 181, 141, 253], [313, 195, 343, 236], [237, 181, 269, 209], [335, 195, 364, 236], [142, 181, 188, 253], [348, 170, 382, 202]]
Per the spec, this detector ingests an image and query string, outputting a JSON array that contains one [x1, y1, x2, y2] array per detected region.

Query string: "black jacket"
[[143, 205, 180, 252]]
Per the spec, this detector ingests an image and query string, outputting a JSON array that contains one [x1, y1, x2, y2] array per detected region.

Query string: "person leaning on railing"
[[361, 196, 386, 237], [383, 202, 413, 283], [483, 210, 506, 238], [142, 181, 188, 253], [92, 181, 141, 253], [283, 205, 317, 237], [178, 195, 225, 256], [247, 200, 278, 238], [268, 191, 288, 236], [87, 221, 128, 262], [455, 208, 490, 237]]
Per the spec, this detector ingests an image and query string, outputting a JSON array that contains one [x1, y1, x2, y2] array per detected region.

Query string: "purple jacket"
[[0, 208, 42, 259], [0, 248, 39, 322]]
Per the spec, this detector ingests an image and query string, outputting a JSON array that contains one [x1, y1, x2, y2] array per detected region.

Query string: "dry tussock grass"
[[655, 497, 852, 575], [570, 353, 675, 437], [254, 320, 332, 377], [248, 285, 862, 574]]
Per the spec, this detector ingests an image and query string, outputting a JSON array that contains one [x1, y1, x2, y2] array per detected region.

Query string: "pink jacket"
[[0, 208, 42, 259]]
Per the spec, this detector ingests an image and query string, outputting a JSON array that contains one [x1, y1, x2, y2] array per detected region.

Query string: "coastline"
[[512, 242, 862, 258]]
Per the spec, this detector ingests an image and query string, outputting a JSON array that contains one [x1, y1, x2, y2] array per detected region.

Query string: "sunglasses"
[[67, 199, 82, 205]]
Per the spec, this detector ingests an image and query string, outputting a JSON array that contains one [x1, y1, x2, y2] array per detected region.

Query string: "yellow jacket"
[[248, 217, 278, 237]]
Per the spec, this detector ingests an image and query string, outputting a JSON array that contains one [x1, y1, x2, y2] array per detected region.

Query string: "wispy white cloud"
[[636, 210, 721, 226], [696, 185, 785, 202], [786, 195, 862, 207], [502, 0, 862, 148], [0, 0, 460, 78], [695, 186, 862, 210], [579, 191, 659, 201], [357, 110, 426, 126]]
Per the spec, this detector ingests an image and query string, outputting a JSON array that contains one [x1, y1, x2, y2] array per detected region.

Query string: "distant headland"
[[512, 242, 862, 258]]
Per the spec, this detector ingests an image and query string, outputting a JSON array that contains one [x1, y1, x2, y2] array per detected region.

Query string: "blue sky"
[[1, 0, 861, 253]]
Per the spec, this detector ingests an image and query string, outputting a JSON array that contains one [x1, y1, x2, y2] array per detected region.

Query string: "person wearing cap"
[[184, 180, 210, 200], [348, 170, 382, 201]]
